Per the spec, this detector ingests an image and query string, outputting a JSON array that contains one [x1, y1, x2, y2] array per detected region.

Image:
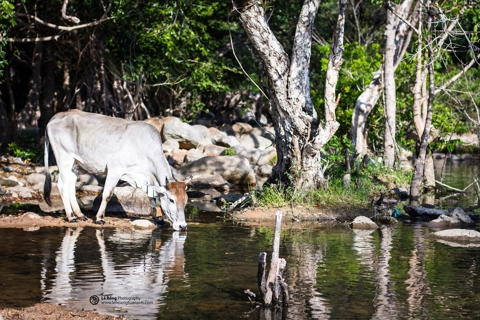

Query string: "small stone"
[[131, 219, 157, 230]]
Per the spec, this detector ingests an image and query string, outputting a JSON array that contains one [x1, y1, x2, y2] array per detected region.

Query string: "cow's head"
[[151, 181, 188, 231]]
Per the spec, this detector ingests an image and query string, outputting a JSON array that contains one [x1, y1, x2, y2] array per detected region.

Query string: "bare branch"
[[61, 0, 80, 24], [434, 5, 467, 52], [16, 12, 111, 32], [315, 0, 347, 147], [435, 53, 480, 95], [7, 35, 61, 42]]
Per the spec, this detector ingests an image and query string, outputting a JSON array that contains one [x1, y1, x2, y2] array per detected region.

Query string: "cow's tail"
[[44, 131, 52, 206]]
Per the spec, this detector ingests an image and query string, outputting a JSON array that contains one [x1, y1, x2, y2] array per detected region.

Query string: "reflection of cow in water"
[[43, 228, 187, 319]]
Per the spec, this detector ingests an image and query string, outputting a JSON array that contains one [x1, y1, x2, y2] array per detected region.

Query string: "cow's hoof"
[[96, 220, 105, 226], [79, 216, 88, 221], [69, 218, 78, 223]]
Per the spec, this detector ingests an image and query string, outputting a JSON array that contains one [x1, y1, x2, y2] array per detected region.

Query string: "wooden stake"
[[258, 252, 267, 299], [264, 210, 283, 305]]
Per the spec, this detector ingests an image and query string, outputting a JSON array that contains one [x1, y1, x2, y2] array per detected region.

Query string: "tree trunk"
[[410, 13, 435, 201], [411, 12, 427, 138], [3, 63, 17, 147], [0, 96, 8, 149], [351, 0, 418, 158], [351, 71, 383, 157], [38, 41, 55, 138], [383, 7, 397, 167], [233, 0, 346, 189], [58, 63, 71, 112], [410, 4, 469, 196], [18, 42, 43, 129]]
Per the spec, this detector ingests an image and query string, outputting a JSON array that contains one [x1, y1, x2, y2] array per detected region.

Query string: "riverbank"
[[1, 302, 126, 320], [0, 202, 357, 229]]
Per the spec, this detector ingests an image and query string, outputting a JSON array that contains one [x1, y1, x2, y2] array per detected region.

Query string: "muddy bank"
[[0, 202, 359, 230], [0, 302, 126, 320]]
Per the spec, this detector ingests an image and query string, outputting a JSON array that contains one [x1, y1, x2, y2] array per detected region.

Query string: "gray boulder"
[[251, 126, 276, 142], [203, 144, 227, 156], [131, 219, 157, 230], [7, 185, 37, 199], [162, 117, 210, 149], [431, 229, 480, 243], [93, 186, 153, 217], [254, 164, 273, 177], [80, 185, 104, 193], [162, 138, 180, 151], [0, 177, 19, 187], [427, 207, 474, 228], [26, 173, 45, 185], [191, 124, 213, 146], [450, 207, 474, 224], [144, 116, 171, 134], [229, 145, 276, 166], [232, 122, 253, 135], [177, 155, 256, 186], [185, 149, 204, 163], [239, 134, 274, 149], [208, 127, 227, 141], [351, 216, 379, 230], [39, 197, 65, 213], [188, 173, 232, 191], [215, 135, 240, 148]]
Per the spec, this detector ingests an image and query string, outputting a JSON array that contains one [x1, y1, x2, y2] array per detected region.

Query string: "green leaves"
[[105, 0, 238, 114]]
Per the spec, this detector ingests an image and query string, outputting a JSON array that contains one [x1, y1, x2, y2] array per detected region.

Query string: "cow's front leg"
[[95, 173, 119, 225]]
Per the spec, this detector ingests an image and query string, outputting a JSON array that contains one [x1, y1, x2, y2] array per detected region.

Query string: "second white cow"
[[43, 110, 188, 230]]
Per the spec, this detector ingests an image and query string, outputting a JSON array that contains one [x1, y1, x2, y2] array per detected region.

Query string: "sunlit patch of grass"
[[253, 163, 412, 215], [255, 181, 370, 212], [254, 184, 289, 208]]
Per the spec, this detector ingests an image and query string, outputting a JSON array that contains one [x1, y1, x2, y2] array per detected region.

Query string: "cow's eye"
[[169, 199, 175, 204]]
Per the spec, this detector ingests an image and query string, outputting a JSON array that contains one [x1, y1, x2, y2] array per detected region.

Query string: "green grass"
[[253, 161, 413, 216]]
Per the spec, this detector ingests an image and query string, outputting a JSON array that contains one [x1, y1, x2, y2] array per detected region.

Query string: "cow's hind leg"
[[56, 157, 86, 222], [67, 168, 86, 221], [57, 164, 78, 222], [95, 172, 121, 225]]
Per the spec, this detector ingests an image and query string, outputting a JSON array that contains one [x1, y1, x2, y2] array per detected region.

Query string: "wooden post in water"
[[258, 252, 267, 299], [255, 210, 289, 307]]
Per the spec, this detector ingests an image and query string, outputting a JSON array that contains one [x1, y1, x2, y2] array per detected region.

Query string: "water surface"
[[2, 221, 480, 319]]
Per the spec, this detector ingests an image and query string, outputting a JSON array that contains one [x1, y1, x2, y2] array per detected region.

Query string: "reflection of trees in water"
[[352, 227, 398, 319], [43, 227, 187, 318], [405, 224, 429, 319], [372, 226, 398, 320], [286, 241, 330, 320]]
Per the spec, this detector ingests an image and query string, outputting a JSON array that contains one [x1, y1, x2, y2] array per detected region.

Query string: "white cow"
[[43, 110, 188, 230]]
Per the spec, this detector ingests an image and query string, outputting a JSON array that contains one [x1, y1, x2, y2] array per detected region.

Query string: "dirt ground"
[[0, 203, 350, 230], [0, 203, 352, 320], [0, 211, 140, 230], [0, 302, 127, 320]]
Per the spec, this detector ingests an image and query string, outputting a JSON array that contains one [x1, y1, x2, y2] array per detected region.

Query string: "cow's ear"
[[150, 185, 167, 197]]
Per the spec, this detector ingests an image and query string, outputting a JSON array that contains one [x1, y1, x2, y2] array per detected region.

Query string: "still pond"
[[0, 158, 479, 319]]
